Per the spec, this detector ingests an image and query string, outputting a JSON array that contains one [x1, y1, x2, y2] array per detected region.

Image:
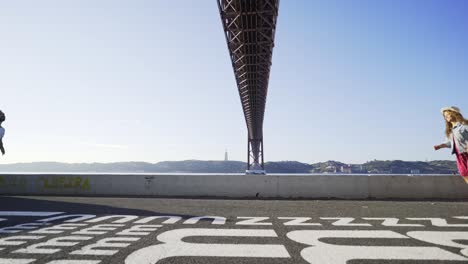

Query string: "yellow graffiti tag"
[[0, 175, 27, 188], [40, 176, 90, 190]]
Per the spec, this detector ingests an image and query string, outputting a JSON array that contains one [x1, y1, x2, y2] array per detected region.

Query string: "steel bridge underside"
[[218, 0, 279, 171]]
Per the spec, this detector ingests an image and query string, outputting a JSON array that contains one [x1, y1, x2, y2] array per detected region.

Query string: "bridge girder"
[[217, 0, 279, 172]]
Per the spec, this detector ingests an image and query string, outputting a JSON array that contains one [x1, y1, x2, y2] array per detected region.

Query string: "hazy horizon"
[[0, 158, 456, 165]]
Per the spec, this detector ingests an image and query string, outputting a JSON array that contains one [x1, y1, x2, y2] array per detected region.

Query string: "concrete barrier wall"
[[0, 173, 467, 199]]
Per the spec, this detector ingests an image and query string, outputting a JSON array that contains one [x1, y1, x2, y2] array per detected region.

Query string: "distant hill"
[[0, 161, 246, 173], [0, 160, 458, 174], [363, 160, 456, 174], [264, 161, 313, 173], [153, 160, 245, 173]]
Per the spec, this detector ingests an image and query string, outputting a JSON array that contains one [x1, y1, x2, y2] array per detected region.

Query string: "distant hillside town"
[[310, 160, 456, 174], [0, 160, 458, 174]]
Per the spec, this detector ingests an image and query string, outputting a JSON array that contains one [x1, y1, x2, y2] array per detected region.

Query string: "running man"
[[0, 110, 5, 155]]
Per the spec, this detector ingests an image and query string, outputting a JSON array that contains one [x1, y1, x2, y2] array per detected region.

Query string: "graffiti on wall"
[[39, 176, 91, 190], [0, 175, 91, 190], [0, 176, 27, 188]]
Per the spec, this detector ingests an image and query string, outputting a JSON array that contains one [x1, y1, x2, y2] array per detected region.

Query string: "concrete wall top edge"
[[0, 173, 459, 177]]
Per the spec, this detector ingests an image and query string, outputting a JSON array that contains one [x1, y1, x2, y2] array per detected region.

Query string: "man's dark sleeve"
[[0, 138, 5, 155]]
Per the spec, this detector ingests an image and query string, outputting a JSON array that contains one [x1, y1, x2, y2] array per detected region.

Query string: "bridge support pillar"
[[246, 138, 265, 174]]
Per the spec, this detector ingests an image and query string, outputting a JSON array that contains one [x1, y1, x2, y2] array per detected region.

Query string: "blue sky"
[[0, 0, 467, 164]]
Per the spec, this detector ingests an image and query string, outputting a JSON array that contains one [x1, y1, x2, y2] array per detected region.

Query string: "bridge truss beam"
[[217, 0, 279, 173]]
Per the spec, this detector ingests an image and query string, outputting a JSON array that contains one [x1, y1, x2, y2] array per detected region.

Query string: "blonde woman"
[[434, 106, 468, 183]]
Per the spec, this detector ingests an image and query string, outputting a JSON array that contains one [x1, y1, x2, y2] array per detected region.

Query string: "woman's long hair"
[[445, 111, 468, 138]]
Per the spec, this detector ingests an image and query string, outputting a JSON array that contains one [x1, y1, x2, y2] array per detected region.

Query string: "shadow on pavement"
[[0, 196, 207, 230]]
